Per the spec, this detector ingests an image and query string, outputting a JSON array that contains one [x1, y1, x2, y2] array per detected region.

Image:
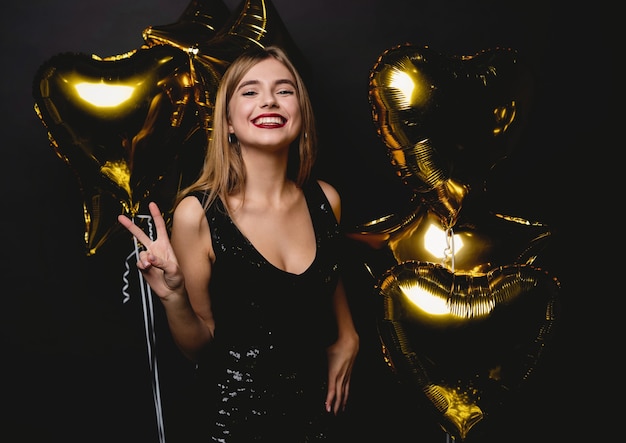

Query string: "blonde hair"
[[176, 45, 318, 211]]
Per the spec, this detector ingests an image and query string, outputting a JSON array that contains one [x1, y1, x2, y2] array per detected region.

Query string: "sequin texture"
[[192, 181, 342, 442]]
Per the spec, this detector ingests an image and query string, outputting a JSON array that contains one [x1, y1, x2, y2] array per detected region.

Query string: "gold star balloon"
[[33, 0, 302, 255], [349, 43, 561, 441]]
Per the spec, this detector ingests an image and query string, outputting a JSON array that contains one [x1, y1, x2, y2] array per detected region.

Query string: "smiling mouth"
[[253, 116, 285, 126]]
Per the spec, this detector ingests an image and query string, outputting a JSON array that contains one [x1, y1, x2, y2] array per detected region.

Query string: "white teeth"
[[254, 116, 283, 125]]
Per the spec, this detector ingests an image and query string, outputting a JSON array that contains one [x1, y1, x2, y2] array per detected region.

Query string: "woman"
[[118, 45, 359, 441]]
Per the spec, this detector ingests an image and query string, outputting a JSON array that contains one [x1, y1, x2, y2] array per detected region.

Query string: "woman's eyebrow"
[[236, 78, 295, 91], [275, 79, 296, 87], [237, 79, 259, 90]]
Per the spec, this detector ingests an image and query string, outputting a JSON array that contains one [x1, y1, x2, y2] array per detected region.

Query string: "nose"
[[261, 93, 277, 108]]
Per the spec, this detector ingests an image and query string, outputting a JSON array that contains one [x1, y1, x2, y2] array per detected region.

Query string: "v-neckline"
[[218, 193, 318, 277]]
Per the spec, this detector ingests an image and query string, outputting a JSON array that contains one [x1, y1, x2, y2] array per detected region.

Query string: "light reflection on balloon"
[[349, 43, 561, 441], [74, 83, 135, 107]]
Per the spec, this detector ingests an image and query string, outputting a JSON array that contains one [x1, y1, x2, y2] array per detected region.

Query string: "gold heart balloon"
[[377, 261, 560, 441], [33, 0, 301, 255], [349, 43, 561, 441], [368, 43, 533, 229]]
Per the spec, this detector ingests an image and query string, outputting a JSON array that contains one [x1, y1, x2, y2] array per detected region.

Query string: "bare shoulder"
[[316, 179, 342, 222], [171, 194, 214, 259], [173, 195, 207, 230]]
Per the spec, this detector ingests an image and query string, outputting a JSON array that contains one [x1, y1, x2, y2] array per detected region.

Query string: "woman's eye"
[[242, 90, 257, 96], [277, 89, 295, 95]]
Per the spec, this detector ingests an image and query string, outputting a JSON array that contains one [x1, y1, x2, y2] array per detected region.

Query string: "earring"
[[228, 133, 237, 144]]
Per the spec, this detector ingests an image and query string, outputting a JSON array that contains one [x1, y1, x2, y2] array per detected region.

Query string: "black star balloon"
[[33, 0, 302, 255], [349, 43, 561, 441]]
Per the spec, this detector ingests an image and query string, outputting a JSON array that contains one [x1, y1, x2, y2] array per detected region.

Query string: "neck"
[[228, 148, 295, 209]]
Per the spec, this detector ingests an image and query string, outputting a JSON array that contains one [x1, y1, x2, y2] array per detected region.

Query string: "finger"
[[136, 250, 153, 269], [341, 379, 351, 411], [148, 202, 169, 239], [325, 382, 337, 414], [117, 214, 153, 247], [143, 252, 183, 291]]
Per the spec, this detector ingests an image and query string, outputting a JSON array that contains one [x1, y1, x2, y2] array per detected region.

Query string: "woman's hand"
[[117, 202, 184, 300], [325, 332, 359, 415]]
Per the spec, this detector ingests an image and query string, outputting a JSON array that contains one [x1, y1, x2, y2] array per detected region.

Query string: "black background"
[[1, 0, 612, 442]]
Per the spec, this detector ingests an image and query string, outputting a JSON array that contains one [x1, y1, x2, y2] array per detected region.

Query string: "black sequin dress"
[[191, 180, 342, 442]]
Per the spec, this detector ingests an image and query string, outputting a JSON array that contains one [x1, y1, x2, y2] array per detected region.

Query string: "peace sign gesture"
[[117, 202, 185, 301]]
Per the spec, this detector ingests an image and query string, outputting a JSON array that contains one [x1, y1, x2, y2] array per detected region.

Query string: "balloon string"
[[132, 215, 167, 443], [442, 227, 455, 272]]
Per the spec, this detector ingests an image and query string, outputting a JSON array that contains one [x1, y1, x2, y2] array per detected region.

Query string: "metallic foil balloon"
[[349, 43, 561, 441], [142, 0, 231, 50], [34, 46, 201, 255], [33, 0, 302, 255], [143, 0, 307, 132], [368, 43, 533, 228], [377, 261, 560, 441]]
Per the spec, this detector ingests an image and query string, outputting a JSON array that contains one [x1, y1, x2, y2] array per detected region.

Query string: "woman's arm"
[[317, 180, 360, 414], [168, 195, 216, 360], [118, 199, 214, 361]]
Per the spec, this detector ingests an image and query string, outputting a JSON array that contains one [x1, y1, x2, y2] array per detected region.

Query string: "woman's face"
[[227, 57, 302, 153]]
